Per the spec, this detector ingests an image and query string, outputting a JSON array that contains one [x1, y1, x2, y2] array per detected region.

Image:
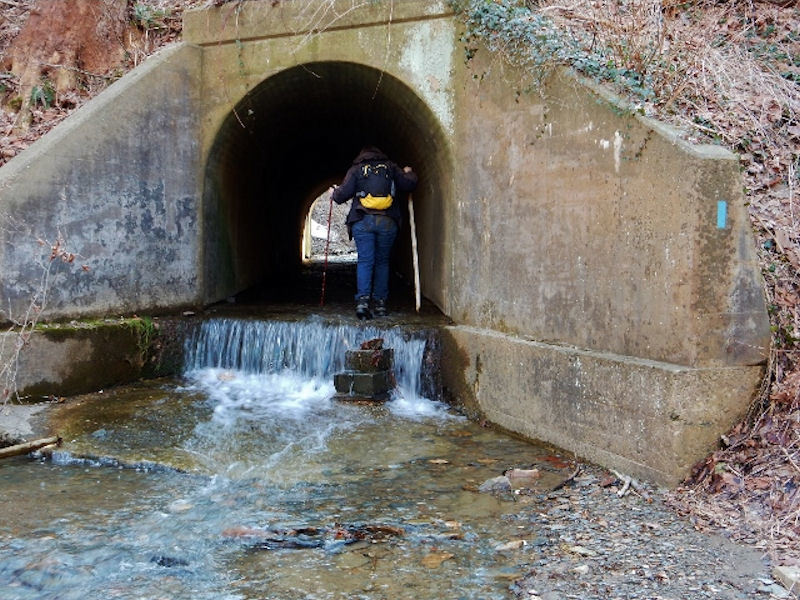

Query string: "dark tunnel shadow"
[[202, 61, 452, 316]]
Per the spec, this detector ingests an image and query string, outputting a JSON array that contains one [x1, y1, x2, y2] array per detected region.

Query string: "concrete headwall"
[[0, 0, 771, 485], [184, 0, 457, 304], [0, 44, 204, 321]]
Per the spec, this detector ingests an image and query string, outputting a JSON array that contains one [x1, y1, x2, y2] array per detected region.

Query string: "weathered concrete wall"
[[4, 317, 195, 400], [449, 56, 769, 369], [6, 322, 146, 399], [438, 48, 769, 484], [442, 325, 762, 485], [0, 44, 204, 322]]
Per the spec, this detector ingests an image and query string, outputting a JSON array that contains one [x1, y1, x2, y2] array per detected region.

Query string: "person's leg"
[[372, 215, 398, 305], [351, 216, 377, 317]]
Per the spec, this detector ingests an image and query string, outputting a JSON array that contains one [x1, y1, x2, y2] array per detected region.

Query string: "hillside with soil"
[[1, 0, 798, 570]]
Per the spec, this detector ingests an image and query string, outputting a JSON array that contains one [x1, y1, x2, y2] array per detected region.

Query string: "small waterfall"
[[183, 316, 430, 401]]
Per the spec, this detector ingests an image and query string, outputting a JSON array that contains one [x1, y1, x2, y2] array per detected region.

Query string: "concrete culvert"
[[202, 61, 452, 307]]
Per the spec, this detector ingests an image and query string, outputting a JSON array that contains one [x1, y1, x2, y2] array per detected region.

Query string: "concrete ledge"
[[5, 321, 146, 400], [3, 317, 192, 400], [441, 325, 763, 487]]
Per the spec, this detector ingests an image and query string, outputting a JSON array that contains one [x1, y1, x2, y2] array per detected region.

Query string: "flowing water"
[[0, 317, 572, 600]]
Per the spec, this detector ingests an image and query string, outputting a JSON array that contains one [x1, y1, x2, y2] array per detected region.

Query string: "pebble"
[[495, 539, 527, 552], [774, 566, 800, 593], [567, 544, 597, 557], [573, 564, 590, 575]]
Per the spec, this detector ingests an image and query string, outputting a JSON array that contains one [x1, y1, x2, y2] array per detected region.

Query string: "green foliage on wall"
[[450, 0, 669, 103]]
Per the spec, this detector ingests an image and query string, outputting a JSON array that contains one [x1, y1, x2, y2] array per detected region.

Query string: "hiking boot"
[[355, 296, 372, 320], [373, 298, 387, 317]]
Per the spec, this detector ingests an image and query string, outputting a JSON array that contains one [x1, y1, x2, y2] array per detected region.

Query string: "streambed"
[[0, 317, 574, 599]]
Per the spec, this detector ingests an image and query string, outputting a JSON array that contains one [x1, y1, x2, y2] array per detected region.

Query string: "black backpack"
[[356, 162, 396, 209]]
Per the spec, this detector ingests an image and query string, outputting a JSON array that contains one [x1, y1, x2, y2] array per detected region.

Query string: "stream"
[[0, 316, 573, 600]]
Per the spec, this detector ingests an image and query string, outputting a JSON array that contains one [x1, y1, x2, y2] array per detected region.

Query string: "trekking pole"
[[408, 194, 421, 312], [320, 188, 334, 307]]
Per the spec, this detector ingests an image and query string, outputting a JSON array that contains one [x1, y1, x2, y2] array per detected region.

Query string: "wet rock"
[[345, 348, 394, 372], [420, 552, 454, 568], [479, 475, 511, 493], [360, 338, 384, 350], [225, 523, 404, 551], [495, 539, 527, 552], [334, 371, 393, 401], [0, 431, 24, 448], [150, 555, 189, 568]]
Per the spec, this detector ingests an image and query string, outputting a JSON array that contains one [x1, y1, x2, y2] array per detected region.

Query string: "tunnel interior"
[[203, 61, 451, 308]]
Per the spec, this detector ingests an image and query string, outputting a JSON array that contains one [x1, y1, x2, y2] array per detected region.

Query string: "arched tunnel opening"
[[202, 61, 451, 311]]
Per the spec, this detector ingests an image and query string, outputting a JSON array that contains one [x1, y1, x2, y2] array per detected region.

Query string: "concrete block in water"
[[345, 349, 394, 373], [334, 371, 392, 398]]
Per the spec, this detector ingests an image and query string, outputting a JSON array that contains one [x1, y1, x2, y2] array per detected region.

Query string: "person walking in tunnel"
[[330, 146, 418, 319]]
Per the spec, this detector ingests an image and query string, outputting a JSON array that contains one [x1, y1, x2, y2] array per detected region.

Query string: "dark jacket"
[[332, 148, 418, 230]]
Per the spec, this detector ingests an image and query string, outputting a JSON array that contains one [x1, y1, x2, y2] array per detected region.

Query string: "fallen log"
[[0, 436, 61, 460]]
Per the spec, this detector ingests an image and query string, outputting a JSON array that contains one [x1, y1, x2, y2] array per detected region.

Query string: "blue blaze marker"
[[717, 200, 727, 229]]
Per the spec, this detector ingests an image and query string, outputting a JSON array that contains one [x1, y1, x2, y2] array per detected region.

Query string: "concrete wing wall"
[[0, 44, 204, 322], [449, 55, 770, 370], [442, 42, 770, 485]]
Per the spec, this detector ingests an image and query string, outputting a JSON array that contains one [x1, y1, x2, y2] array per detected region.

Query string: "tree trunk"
[[2, 0, 130, 133]]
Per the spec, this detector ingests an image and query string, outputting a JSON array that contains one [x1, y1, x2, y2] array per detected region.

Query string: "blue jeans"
[[351, 214, 398, 301]]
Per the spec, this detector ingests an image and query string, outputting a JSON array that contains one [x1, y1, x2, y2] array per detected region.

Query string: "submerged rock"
[[494, 539, 527, 552], [479, 475, 512, 493], [223, 523, 405, 552], [150, 555, 189, 568]]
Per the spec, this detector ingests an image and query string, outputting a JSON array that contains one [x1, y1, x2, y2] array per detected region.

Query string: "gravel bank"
[[503, 465, 792, 599]]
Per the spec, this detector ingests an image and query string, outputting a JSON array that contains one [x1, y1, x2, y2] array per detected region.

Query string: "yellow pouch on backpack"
[[360, 194, 393, 210]]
